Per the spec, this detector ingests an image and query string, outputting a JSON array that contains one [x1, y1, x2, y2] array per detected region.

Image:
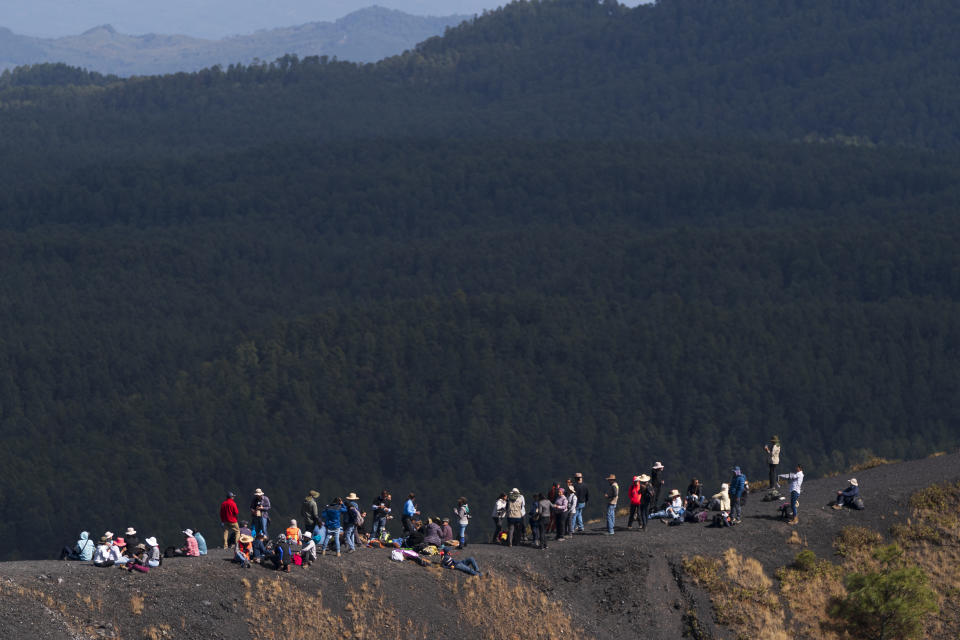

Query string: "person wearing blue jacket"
[[60, 531, 94, 561], [832, 478, 860, 509], [402, 493, 420, 535], [321, 498, 348, 557], [729, 466, 747, 524], [193, 528, 208, 555]]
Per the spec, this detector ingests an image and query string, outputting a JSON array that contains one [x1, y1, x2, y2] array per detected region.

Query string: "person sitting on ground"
[[710, 483, 731, 512], [440, 517, 454, 544], [269, 534, 291, 572], [440, 550, 483, 576], [145, 537, 161, 567], [300, 531, 317, 567], [650, 489, 684, 522], [123, 527, 140, 552], [193, 528, 208, 555], [833, 478, 860, 510], [285, 519, 301, 544], [93, 536, 115, 567], [126, 544, 150, 573], [235, 534, 253, 568], [60, 530, 95, 561], [111, 538, 130, 564], [423, 517, 444, 548], [239, 521, 253, 539], [252, 533, 269, 562], [175, 529, 200, 557], [686, 479, 705, 509]]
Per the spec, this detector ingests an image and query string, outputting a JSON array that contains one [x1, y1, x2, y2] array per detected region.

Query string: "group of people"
[[61, 526, 174, 572], [61, 435, 867, 574]]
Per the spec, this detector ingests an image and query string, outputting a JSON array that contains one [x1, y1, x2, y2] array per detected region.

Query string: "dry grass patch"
[[457, 571, 586, 639], [833, 526, 883, 560], [130, 594, 145, 615], [246, 576, 426, 640], [776, 550, 846, 640], [849, 456, 899, 472], [683, 548, 787, 640]]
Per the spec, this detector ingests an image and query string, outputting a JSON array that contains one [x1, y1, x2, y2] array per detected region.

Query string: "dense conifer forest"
[[0, 0, 958, 558]]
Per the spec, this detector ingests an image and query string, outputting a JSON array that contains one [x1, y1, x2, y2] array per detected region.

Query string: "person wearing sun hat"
[[573, 472, 589, 533], [123, 527, 140, 552], [650, 462, 665, 508], [344, 492, 363, 553], [764, 436, 781, 488], [833, 478, 860, 510], [177, 529, 200, 557], [250, 488, 271, 538], [144, 536, 161, 567], [604, 474, 619, 535]]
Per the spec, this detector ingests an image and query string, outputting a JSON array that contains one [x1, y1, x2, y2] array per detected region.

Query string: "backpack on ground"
[[852, 496, 865, 510]]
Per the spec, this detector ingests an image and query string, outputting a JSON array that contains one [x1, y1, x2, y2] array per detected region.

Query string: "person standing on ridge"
[[506, 488, 526, 546], [564, 480, 578, 536], [371, 490, 392, 540], [454, 497, 471, 548], [729, 466, 747, 524], [779, 464, 804, 525], [604, 474, 619, 535], [551, 488, 568, 542], [573, 472, 589, 532], [627, 476, 645, 529], [638, 474, 654, 530], [491, 493, 507, 543], [402, 493, 420, 535], [250, 488, 271, 538], [764, 436, 781, 489], [650, 462, 665, 509], [219, 491, 240, 549], [301, 490, 322, 540]]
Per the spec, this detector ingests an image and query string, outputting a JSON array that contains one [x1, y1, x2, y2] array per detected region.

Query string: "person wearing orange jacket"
[[219, 491, 240, 549]]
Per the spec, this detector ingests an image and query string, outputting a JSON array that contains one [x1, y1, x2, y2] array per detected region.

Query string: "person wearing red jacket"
[[627, 476, 644, 529], [220, 492, 240, 549]]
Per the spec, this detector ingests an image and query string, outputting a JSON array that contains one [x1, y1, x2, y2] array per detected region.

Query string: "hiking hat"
[[557, 487, 565, 494], [116, 538, 126, 547], [770, 435, 780, 444], [606, 474, 616, 481], [721, 483, 729, 490], [574, 472, 583, 479], [239, 534, 254, 544], [145, 537, 158, 547], [99, 536, 109, 543], [254, 488, 264, 496], [668, 489, 681, 498], [290, 519, 297, 526], [848, 478, 859, 487], [125, 527, 136, 536], [652, 462, 664, 470], [733, 466, 741, 474], [227, 491, 236, 498], [442, 517, 450, 522], [511, 488, 520, 493], [633, 476, 641, 482], [345, 492, 360, 501], [638, 474, 651, 482], [104, 531, 114, 539], [303, 531, 312, 539], [135, 543, 146, 551], [309, 490, 320, 498], [182, 529, 194, 536]]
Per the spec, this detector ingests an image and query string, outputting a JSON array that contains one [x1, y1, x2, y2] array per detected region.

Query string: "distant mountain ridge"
[[0, 6, 469, 75]]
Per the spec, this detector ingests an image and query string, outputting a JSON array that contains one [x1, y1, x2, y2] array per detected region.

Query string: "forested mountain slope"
[[0, 0, 958, 560]]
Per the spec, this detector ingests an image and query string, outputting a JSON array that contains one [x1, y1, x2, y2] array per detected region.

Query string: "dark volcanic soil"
[[2, 452, 958, 640]]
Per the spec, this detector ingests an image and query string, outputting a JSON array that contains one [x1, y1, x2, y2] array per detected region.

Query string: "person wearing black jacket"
[[371, 491, 392, 540], [573, 472, 589, 533], [650, 462, 665, 508]]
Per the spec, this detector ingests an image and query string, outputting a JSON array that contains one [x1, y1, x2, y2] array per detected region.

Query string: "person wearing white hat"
[[833, 479, 860, 510], [144, 537, 161, 567], [650, 462, 666, 508], [250, 488, 271, 538], [649, 489, 684, 522]]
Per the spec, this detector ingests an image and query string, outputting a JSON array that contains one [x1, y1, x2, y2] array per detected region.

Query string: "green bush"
[[830, 545, 938, 640]]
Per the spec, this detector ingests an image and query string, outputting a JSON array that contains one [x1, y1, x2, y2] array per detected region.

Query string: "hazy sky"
[[2, 1, 646, 39], [0, 1, 516, 39]]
